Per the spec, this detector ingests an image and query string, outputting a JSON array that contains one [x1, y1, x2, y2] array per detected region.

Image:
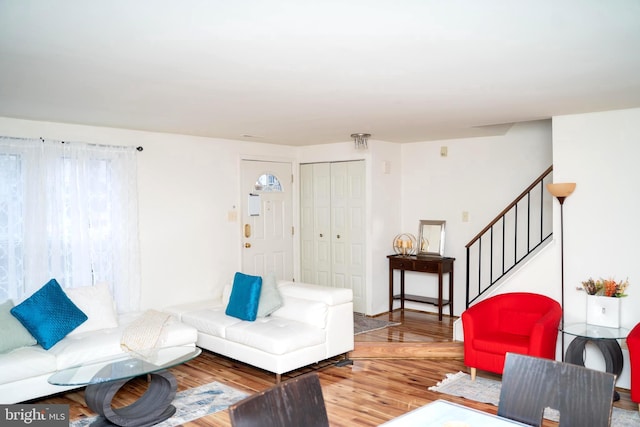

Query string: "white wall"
[[368, 141, 403, 314], [398, 120, 553, 316], [550, 107, 640, 389]]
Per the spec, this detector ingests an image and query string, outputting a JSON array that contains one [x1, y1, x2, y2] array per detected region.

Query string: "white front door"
[[241, 160, 294, 281]]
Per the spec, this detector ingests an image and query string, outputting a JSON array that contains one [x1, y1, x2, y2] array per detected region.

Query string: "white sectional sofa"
[[0, 282, 198, 404], [0, 312, 198, 404], [165, 280, 354, 381]]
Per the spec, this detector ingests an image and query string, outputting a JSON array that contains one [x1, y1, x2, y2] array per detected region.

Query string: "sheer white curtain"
[[0, 137, 141, 312]]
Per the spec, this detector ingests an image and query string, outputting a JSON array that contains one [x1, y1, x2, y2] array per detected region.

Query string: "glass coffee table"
[[561, 323, 629, 401], [49, 346, 201, 427]]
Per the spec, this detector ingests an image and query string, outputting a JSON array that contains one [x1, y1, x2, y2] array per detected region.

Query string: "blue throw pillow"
[[225, 272, 262, 321], [11, 279, 88, 350]]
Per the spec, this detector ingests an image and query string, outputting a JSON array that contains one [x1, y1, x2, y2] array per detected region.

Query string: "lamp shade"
[[547, 183, 576, 198]]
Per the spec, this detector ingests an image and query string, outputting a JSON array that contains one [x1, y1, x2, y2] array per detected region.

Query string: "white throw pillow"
[[222, 283, 233, 306], [257, 272, 283, 317], [65, 282, 119, 335]]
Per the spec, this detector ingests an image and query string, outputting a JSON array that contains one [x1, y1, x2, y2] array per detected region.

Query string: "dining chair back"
[[498, 352, 615, 427], [228, 372, 329, 427]]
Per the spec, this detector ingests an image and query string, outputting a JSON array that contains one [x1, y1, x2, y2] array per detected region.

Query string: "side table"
[[561, 323, 629, 401], [387, 254, 455, 321]]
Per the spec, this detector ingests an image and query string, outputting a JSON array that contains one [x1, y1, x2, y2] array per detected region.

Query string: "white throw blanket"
[[120, 309, 171, 359]]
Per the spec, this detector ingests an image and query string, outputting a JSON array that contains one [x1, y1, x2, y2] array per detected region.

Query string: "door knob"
[[244, 243, 251, 248], [319, 233, 323, 237], [337, 234, 341, 239]]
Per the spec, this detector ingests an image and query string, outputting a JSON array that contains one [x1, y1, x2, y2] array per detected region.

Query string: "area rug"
[[70, 381, 248, 427], [429, 371, 640, 427], [354, 313, 401, 335]]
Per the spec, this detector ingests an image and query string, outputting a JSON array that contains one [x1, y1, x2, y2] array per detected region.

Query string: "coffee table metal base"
[[565, 336, 623, 401], [85, 369, 177, 427]]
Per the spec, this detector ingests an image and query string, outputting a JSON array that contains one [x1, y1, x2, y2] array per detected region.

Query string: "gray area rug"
[[70, 381, 248, 427], [354, 313, 401, 335], [430, 371, 640, 426]]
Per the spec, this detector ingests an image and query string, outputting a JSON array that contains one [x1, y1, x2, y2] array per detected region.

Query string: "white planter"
[[586, 295, 621, 328]]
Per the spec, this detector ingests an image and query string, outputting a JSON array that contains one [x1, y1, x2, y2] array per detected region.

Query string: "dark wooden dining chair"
[[228, 372, 329, 427], [498, 352, 616, 427]]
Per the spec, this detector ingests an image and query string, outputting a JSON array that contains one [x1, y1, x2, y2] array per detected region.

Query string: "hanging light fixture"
[[351, 133, 370, 149]]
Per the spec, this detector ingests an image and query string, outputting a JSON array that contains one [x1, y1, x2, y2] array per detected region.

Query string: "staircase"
[[465, 165, 555, 308]]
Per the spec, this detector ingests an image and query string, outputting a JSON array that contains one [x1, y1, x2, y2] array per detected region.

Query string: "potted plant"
[[581, 277, 629, 328]]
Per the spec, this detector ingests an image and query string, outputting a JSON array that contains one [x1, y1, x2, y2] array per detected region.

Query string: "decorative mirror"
[[417, 220, 446, 257]]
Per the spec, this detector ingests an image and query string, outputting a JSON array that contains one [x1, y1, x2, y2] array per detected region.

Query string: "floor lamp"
[[547, 182, 576, 361]]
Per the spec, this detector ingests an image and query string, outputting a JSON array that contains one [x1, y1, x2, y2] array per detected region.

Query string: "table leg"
[[564, 337, 623, 401], [388, 266, 394, 312], [85, 369, 177, 426], [448, 269, 454, 317], [437, 267, 443, 321], [400, 270, 405, 310]]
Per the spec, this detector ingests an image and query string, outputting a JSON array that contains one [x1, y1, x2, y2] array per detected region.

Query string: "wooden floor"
[[35, 310, 635, 426]]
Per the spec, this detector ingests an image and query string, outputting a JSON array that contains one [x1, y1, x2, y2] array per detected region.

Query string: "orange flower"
[[581, 277, 629, 297]]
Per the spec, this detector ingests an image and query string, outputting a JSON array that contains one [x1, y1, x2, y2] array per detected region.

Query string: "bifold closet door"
[[300, 161, 365, 312]]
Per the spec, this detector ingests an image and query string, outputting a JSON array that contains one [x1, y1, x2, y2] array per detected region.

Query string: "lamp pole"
[[547, 183, 576, 362], [557, 196, 567, 361]]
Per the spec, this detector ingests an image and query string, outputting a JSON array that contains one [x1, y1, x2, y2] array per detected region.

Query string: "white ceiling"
[[1, 1, 639, 146]]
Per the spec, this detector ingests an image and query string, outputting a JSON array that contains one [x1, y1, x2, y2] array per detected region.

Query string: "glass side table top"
[[49, 346, 201, 386], [560, 323, 629, 340]]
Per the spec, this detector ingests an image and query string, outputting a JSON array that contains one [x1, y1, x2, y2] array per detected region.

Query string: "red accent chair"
[[627, 322, 640, 411], [462, 292, 562, 380]]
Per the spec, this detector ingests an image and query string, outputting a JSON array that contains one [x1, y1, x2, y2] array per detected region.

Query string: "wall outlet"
[[462, 211, 469, 222], [228, 210, 237, 222], [440, 146, 448, 157]]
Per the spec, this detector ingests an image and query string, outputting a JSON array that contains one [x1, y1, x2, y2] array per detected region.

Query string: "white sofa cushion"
[[278, 282, 352, 306], [0, 347, 56, 385], [181, 308, 242, 338], [48, 313, 198, 370], [225, 317, 325, 355], [48, 325, 125, 370], [271, 296, 328, 329], [164, 300, 222, 320], [151, 315, 199, 348]]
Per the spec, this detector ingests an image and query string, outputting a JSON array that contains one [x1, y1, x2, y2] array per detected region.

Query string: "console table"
[[387, 254, 455, 320]]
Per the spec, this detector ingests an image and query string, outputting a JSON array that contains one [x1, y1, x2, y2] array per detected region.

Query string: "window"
[[0, 152, 24, 299], [254, 173, 283, 192], [0, 137, 140, 312]]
